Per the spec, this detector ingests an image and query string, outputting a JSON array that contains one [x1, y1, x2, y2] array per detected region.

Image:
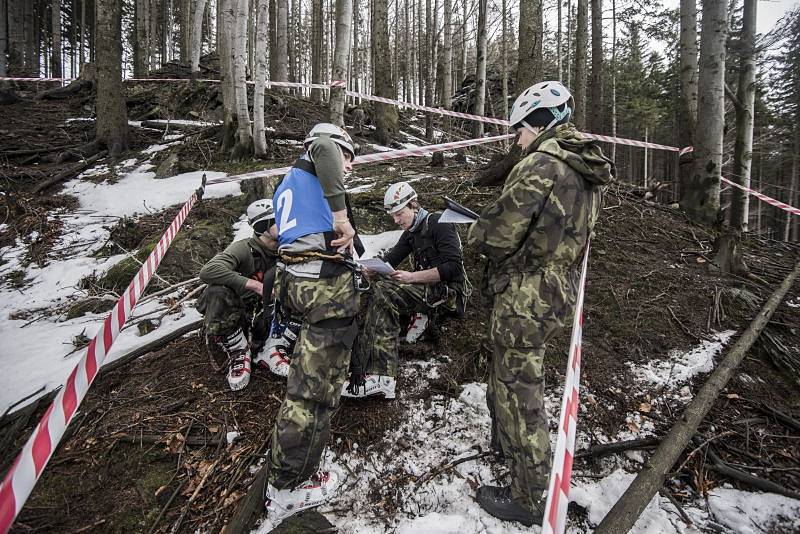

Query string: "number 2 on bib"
[[277, 189, 298, 233]]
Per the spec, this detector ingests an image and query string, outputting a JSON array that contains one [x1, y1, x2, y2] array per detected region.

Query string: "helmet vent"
[[551, 88, 561, 96]]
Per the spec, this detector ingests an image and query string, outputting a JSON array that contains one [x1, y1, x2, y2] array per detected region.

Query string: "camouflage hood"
[[525, 124, 614, 186]]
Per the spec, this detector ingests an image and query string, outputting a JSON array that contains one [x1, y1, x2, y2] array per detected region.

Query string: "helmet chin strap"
[[520, 120, 542, 135]]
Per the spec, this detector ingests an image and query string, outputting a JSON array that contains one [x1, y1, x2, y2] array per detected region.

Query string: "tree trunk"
[[219, 0, 237, 152], [7, 0, 24, 75], [268, 0, 277, 78], [424, 0, 433, 139], [786, 134, 799, 241], [678, 0, 698, 201], [610, 0, 616, 160], [730, 0, 756, 233], [180, 0, 191, 63], [595, 261, 800, 533], [0, 0, 8, 76], [190, 0, 208, 77], [574, 0, 588, 130], [95, 0, 128, 156], [80, 0, 86, 66], [589, 0, 602, 133], [460, 0, 466, 87], [352, 0, 359, 93], [276, 0, 288, 82], [288, 0, 295, 82], [254, 0, 269, 157], [566, 0, 572, 88], [372, 0, 397, 144], [442, 0, 453, 108], [517, 0, 543, 92], [311, 0, 323, 103], [681, 0, 727, 224], [51, 0, 62, 77], [134, 0, 150, 77], [232, 0, 253, 158], [557, 0, 562, 81], [473, 0, 487, 137], [329, 0, 352, 125]]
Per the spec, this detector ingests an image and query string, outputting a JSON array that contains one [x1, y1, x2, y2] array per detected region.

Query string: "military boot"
[[476, 485, 543, 527]]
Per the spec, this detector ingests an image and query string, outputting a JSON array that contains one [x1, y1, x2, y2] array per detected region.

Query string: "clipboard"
[[439, 196, 479, 223]]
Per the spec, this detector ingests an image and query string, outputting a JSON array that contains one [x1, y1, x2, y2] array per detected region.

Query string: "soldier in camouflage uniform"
[[467, 81, 613, 526], [197, 199, 279, 391], [341, 181, 470, 399], [264, 123, 361, 523]]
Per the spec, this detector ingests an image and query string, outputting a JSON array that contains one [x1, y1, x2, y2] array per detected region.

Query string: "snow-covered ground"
[[0, 143, 240, 414], [253, 348, 800, 533], [3, 130, 799, 533]]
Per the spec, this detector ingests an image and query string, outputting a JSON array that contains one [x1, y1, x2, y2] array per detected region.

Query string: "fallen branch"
[[114, 432, 222, 448], [595, 261, 800, 534], [221, 464, 267, 534], [31, 150, 108, 194], [3, 144, 78, 158], [705, 447, 800, 501], [415, 448, 493, 486], [575, 437, 661, 459], [101, 319, 203, 376]]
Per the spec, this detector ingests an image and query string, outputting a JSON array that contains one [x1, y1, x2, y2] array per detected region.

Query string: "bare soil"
[[1, 87, 799, 533]]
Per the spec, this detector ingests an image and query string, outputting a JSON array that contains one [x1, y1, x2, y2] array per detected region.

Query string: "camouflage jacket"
[[467, 124, 613, 276], [199, 237, 279, 295]]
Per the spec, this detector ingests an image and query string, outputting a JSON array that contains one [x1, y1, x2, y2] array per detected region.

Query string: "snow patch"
[[707, 486, 800, 533], [630, 331, 735, 387]]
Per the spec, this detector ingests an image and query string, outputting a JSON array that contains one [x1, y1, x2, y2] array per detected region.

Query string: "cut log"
[[595, 260, 800, 533], [31, 150, 108, 194]]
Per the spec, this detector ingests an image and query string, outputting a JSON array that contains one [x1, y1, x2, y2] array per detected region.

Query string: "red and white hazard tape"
[[542, 242, 591, 534], [204, 133, 515, 185], [0, 75, 702, 155], [721, 176, 800, 216], [0, 187, 203, 534], [0, 77, 69, 82]]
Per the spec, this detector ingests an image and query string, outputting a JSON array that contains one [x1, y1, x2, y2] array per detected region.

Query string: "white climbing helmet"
[[247, 199, 275, 236], [384, 182, 418, 214], [304, 122, 357, 160], [509, 81, 573, 132]]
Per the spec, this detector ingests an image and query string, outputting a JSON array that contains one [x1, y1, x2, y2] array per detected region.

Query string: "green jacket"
[[199, 237, 279, 295], [468, 123, 613, 275]]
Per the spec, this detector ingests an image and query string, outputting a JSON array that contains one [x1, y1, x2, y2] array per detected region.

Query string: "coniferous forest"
[[0, 0, 799, 533]]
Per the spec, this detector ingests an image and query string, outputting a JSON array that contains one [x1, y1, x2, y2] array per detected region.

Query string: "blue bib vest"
[[273, 158, 334, 247]]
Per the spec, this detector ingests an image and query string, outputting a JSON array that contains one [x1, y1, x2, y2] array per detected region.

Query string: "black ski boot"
[[476, 485, 543, 527]]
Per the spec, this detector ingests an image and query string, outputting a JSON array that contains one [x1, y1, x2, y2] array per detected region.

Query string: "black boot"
[[476, 485, 543, 527]]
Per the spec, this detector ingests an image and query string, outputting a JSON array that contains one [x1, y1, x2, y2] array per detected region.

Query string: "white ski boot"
[[254, 337, 291, 377], [212, 329, 251, 391], [227, 350, 251, 391], [265, 471, 340, 523], [341, 374, 396, 399]]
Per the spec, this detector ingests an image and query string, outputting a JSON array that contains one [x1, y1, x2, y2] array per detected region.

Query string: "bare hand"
[[391, 270, 417, 284], [244, 278, 264, 296], [331, 219, 355, 254]]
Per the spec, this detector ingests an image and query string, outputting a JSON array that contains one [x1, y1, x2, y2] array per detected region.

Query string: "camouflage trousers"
[[357, 280, 459, 376], [486, 268, 576, 513], [268, 270, 360, 489], [196, 285, 261, 337]]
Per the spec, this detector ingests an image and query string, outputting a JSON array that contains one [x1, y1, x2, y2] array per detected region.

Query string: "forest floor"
[[1, 83, 799, 534]]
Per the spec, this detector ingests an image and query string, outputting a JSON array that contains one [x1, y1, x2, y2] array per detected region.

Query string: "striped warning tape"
[[204, 133, 515, 185], [0, 183, 205, 534], [0, 75, 702, 155], [542, 242, 590, 534], [721, 176, 800, 216]]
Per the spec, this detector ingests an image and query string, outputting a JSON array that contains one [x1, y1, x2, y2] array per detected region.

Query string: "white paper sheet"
[[356, 258, 396, 275], [439, 208, 478, 224]]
